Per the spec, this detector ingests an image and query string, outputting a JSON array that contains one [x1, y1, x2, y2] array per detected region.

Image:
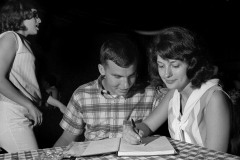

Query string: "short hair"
[[148, 26, 215, 89], [0, 0, 38, 32], [99, 35, 139, 68]]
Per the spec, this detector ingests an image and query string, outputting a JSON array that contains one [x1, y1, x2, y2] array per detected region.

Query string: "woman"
[[0, 0, 65, 152], [123, 26, 231, 152]]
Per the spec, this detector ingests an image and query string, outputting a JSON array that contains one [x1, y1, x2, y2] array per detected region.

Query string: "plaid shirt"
[[60, 76, 165, 141]]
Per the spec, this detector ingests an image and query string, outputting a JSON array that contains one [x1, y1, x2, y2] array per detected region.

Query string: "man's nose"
[[122, 78, 130, 89]]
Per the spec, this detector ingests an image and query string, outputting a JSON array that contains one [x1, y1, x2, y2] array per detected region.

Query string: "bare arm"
[[53, 131, 79, 147], [123, 90, 174, 144], [0, 33, 42, 126], [47, 96, 66, 113], [205, 90, 231, 152], [143, 89, 174, 132]]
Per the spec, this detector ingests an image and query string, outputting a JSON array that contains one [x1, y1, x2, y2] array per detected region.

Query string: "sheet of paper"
[[118, 136, 176, 156], [82, 138, 121, 156], [63, 141, 89, 157]]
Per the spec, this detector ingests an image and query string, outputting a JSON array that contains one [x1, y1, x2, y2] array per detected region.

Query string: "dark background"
[[31, 0, 239, 103], [2, 0, 239, 148]]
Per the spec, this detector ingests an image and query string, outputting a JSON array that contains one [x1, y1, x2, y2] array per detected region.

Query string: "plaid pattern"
[[0, 138, 239, 160], [60, 76, 163, 141]]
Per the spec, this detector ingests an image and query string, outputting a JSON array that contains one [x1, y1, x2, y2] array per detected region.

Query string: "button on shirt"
[[60, 76, 165, 141]]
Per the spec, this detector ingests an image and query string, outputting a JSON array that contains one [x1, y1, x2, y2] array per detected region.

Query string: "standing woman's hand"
[[26, 104, 43, 126]]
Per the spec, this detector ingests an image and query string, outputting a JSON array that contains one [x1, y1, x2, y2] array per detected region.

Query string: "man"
[[54, 35, 165, 147]]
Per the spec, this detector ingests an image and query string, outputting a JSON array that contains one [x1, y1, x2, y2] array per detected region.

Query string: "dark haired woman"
[[123, 27, 231, 152]]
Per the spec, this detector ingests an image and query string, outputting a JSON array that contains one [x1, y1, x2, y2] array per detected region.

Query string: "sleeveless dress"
[[0, 31, 41, 152], [168, 79, 228, 147]]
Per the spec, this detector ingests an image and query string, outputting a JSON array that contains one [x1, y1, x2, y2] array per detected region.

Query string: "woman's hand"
[[26, 105, 43, 126], [122, 124, 143, 145]]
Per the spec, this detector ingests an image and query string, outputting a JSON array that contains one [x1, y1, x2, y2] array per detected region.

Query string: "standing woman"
[[123, 26, 231, 152], [0, 0, 43, 152]]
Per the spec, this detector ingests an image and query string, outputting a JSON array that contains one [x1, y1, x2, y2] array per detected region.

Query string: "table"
[[0, 138, 239, 160]]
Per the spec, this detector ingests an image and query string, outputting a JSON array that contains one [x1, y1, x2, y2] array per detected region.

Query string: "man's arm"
[[53, 131, 78, 147]]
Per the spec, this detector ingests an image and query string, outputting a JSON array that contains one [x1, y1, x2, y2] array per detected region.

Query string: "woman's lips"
[[165, 80, 176, 84]]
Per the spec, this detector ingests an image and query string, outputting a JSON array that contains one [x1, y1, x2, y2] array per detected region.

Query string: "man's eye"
[[114, 76, 121, 79], [130, 74, 136, 78]]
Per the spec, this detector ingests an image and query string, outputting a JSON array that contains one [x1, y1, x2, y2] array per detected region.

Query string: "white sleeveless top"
[[168, 79, 227, 147], [0, 31, 41, 104]]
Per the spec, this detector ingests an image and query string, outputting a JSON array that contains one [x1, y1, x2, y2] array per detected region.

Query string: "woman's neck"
[[16, 30, 27, 37], [179, 82, 193, 102], [177, 82, 193, 114]]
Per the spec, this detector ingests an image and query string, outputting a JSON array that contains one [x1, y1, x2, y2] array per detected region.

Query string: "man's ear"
[[98, 64, 105, 76]]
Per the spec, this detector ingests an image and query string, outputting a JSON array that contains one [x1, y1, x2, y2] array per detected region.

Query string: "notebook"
[[118, 136, 176, 156], [63, 136, 176, 157]]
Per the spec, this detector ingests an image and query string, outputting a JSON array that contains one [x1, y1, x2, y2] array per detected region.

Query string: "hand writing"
[[123, 121, 143, 145]]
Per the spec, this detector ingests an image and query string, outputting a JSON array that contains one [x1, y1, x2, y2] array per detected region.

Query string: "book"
[[63, 136, 176, 157], [118, 136, 176, 156], [63, 138, 121, 157]]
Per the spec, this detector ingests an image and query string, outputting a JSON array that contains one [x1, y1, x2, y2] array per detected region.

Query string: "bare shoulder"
[[0, 32, 17, 52], [210, 90, 230, 104], [207, 90, 231, 112], [0, 31, 17, 42]]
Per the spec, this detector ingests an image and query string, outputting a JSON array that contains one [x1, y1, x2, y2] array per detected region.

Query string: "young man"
[[54, 35, 165, 147]]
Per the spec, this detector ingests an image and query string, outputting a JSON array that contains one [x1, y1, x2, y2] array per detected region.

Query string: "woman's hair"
[[148, 26, 215, 89], [0, 0, 38, 32]]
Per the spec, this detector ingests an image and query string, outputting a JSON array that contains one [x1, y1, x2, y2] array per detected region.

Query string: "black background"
[[32, 0, 239, 102]]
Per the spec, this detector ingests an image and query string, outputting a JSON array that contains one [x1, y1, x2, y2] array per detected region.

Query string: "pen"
[[131, 118, 136, 128], [131, 119, 142, 143]]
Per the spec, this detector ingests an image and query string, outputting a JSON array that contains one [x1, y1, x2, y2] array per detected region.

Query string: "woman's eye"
[[172, 63, 180, 68]]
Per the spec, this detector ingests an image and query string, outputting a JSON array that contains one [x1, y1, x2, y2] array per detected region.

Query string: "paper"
[[82, 138, 120, 156], [64, 138, 120, 157], [64, 136, 176, 157], [118, 136, 176, 156]]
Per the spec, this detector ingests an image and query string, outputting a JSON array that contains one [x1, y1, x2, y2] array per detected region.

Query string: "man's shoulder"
[[144, 85, 156, 91], [73, 79, 99, 95], [130, 82, 156, 96]]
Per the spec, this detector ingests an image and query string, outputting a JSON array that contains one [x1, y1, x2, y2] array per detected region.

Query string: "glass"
[[32, 10, 39, 19]]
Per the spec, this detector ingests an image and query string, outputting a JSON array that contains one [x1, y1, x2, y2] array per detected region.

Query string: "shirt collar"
[[96, 75, 118, 99], [97, 75, 133, 99]]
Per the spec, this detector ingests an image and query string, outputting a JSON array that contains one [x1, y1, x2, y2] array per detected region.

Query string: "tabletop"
[[0, 138, 239, 160]]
